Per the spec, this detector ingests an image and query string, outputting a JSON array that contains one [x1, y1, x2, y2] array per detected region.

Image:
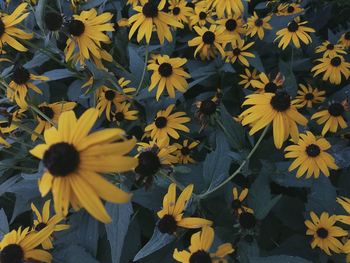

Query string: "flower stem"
[[136, 45, 149, 95]]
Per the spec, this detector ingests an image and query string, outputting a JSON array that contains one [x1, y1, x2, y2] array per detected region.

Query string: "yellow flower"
[[208, 0, 244, 18], [7, 66, 49, 109], [0, 108, 25, 147], [239, 68, 259, 89], [30, 108, 137, 223], [31, 101, 76, 141], [311, 55, 350, 85], [276, 3, 304, 16], [173, 139, 199, 164], [232, 187, 253, 215], [148, 55, 190, 100], [292, 84, 325, 108], [336, 196, 350, 225], [145, 104, 190, 145], [275, 18, 315, 49], [315, 40, 347, 58], [0, 3, 33, 52], [31, 200, 69, 250], [339, 31, 350, 49], [240, 92, 308, 149], [305, 212, 347, 256], [112, 102, 138, 125], [173, 226, 234, 262], [189, 5, 215, 27], [225, 38, 255, 67], [284, 131, 338, 178], [216, 15, 246, 41], [128, 0, 183, 44], [246, 12, 272, 40], [0, 226, 54, 263], [168, 0, 193, 24], [64, 9, 114, 65], [251, 72, 284, 93], [157, 183, 212, 234]]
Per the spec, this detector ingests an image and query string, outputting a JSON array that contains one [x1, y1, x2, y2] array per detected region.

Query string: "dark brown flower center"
[[68, 19, 85, 36], [38, 106, 54, 120], [12, 67, 30, 85], [45, 12, 63, 31], [43, 142, 80, 176], [105, 90, 116, 101], [135, 151, 161, 177], [225, 19, 237, 31], [172, 7, 180, 15], [255, 18, 263, 27], [326, 43, 334, 50], [114, 112, 125, 121], [200, 100, 216, 115], [155, 116, 168, 128], [304, 92, 314, 100], [306, 144, 321, 157], [199, 11, 207, 20], [270, 92, 291, 112], [158, 214, 178, 234], [231, 199, 242, 210], [239, 212, 256, 229], [287, 21, 299, 32], [287, 6, 295, 13], [158, 63, 173, 77], [330, 57, 341, 67], [328, 102, 344, 117], [0, 244, 24, 263], [180, 146, 190, 155], [35, 222, 47, 231], [142, 2, 158, 18], [0, 18, 5, 37], [189, 250, 212, 263], [232, 48, 241, 56], [264, 82, 278, 93], [316, 227, 328, 238], [202, 31, 215, 44], [345, 31, 350, 40]]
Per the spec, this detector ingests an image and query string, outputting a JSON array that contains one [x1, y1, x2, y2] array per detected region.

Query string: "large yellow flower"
[[157, 183, 212, 234], [148, 55, 190, 100], [64, 9, 114, 64], [30, 108, 137, 223], [284, 131, 338, 178], [208, 0, 244, 18], [245, 12, 272, 40], [240, 91, 308, 149], [0, 3, 33, 52], [169, 0, 193, 24], [128, 0, 183, 44]]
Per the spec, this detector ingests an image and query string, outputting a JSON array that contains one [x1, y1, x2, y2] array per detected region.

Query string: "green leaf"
[[0, 209, 9, 240], [279, 59, 297, 97], [43, 69, 76, 81], [53, 245, 99, 263], [249, 255, 312, 263], [34, 0, 47, 31]]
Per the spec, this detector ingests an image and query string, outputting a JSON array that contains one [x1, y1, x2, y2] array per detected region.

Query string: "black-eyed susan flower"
[[239, 68, 259, 89], [145, 104, 190, 145], [305, 212, 347, 256], [311, 56, 350, 85], [284, 131, 338, 178], [173, 226, 234, 262], [336, 196, 350, 225], [0, 226, 54, 263], [239, 211, 257, 230], [71, 0, 88, 10], [189, 6, 215, 27], [31, 101, 76, 141], [240, 91, 308, 149], [232, 187, 253, 216], [169, 0, 193, 24], [128, 0, 183, 44], [188, 25, 232, 59], [292, 84, 325, 108], [64, 9, 114, 64], [148, 55, 190, 100], [0, 108, 23, 147], [135, 139, 177, 187], [339, 31, 350, 49], [311, 100, 349, 135], [173, 139, 199, 164], [246, 12, 272, 40], [7, 66, 49, 109], [0, 3, 33, 52], [276, 3, 304, 16], [315, 40, 346, 58], [157, 183, 212, 234], [44, 12, 64, 33], [208, 0, 244, 18], [31, 200, 69, 250], [275, 18, 315, 50], [251, 72, 284, 93], [29, 108, 137, 223], [112, 102, 138, 125], [195, 95, 220, 132], [216, 15, 246, 42], [225, 38, 255, 67]]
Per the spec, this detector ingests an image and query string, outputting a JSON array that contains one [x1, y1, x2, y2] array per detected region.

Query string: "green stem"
[[11, 121, 44, 141], [159, 170, 186, 191], [136, 45, 149, 95], [198, 125, 270, 199]]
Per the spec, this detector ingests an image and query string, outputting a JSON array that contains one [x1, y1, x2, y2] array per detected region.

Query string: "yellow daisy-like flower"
[[173, 226, 234, 262], [31, 200, 69, 250], [239, 68, 259, 89], [245, 12, 272, 40], [311, 101, 348, 135], [189, 6, 215, 27], [251, 72, 284, 93], [64, 9, 114, 64], [284, 131, 338, 178], [31, 101, 76, 141], [157, 183, 212, 234], [188, 25, 232, 59], [0, 226, 54, 263], [148, 55, 190, 100], [208, 0, 244, 18], [305, 211, 347, 256], [145, 104, 190, 144], [128, 0, 183, 44], [7, 66, 49, 109], [0, 108, 25, 147], [71, 0, 88, 10], [315, 40, 347, 58], [173, 139, 199, 164], [240, 91, 308, 149], [275, 18, 315, 50], [0, 3, 33, 52], [292, 84, 325, 108], [216, 15, 246, 41], [336, 196, 350, 225], [339, 31, 350, 49], [127, 0, 145, 7], [232, 187, 253, 215], [112, 102, 138, 125], [225, 38, 255, 67], [169, 0, 193, 24], [29, 108, 137, 223], [311, 55, 350, 85], [276, 3, 304, 16]]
